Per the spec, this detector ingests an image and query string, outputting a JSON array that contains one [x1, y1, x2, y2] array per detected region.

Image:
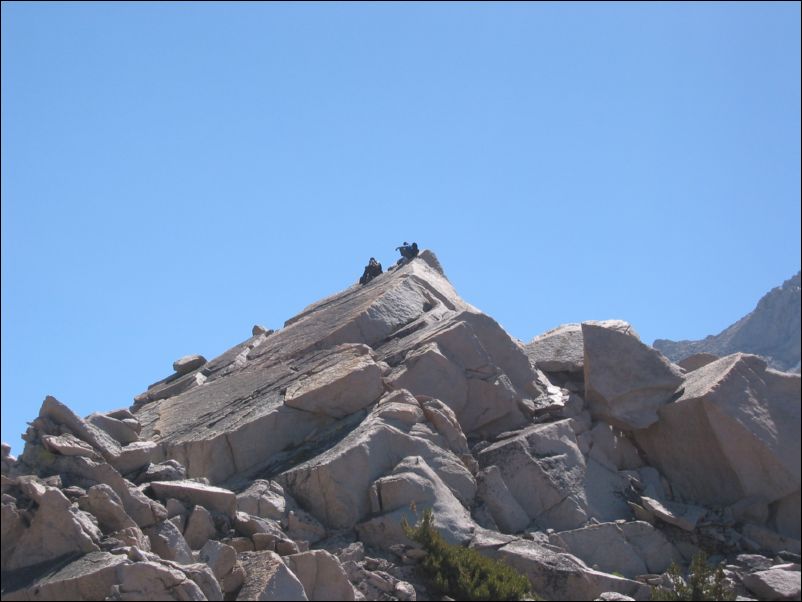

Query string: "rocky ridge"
[[2, 251, 800, 601], [654, 271, 801, 373]]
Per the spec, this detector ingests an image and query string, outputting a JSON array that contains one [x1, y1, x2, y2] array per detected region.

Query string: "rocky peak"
[[2, 251, 799, 602], [654, 271, 801, 373]]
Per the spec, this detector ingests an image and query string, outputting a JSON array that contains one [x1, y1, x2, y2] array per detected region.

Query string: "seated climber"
[[395, 242, 420, 264], [359, 257, 383, 285]]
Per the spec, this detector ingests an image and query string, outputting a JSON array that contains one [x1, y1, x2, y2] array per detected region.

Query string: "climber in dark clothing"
[[359, 257, 383, 285], [395, 242, 419, 264]]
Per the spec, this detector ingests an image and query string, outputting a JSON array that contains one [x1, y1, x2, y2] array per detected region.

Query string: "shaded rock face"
[[654, 271, 801, 373], [2, 250, 800, 602], [634, 353, 801, 525]]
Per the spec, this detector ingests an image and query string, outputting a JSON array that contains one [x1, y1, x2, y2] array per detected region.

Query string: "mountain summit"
[[2, 251, 800, 601], [654, 271, 801, 373]]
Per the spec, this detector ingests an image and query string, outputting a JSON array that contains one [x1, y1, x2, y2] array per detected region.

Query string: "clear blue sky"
[[2, 2, 800, 454]]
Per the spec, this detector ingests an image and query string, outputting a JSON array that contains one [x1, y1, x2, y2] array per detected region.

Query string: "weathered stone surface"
[[491, 538, 651, 601], [477, 420, 589, 531], [285, 549, 356, 601], [742, 567, 801, 601], [199, 539, 237, 581], [2, 551, 129, 601], [387, 343, 469, 416], [234, 511, 283, 539], [526, 321, 637, 374], [112, 560, 206, 600], [130, 252, 541, 489], [134, 370, 207, 406], [37, 396, 122, 461], [549, 521, 681, 578], [4, 481, 101, 571], [173, 354, 207, 375], [640, 496, 706, 532], [149, 480, 237, 516], [279, 400, 475, 530], [144, 518, 194, 564], [677, 352, 720, 372], [287, 509, 326, 544], [237, 479, 287, 521], [742, 523, 802, 555], [41, 433, 102, 460], [634, 353, 801, 508], [357, 456, 477, 549], [77, 483, 137, 533], [583, 322, 684, 430], [135, 365, 334, 484], [773, 490, 801, 539], [184, 504, 217, 549], [418, 397, 469, 457], [252, 324, 272, 336], [475, 465, 529, 534], [1, 500, 26, 571], [112, 440, 159, 476], [87, 412, 141, 445], [284, 344, 384, 418], [587, 424, 642, 472], [137, 460, 186, 483], [47, 455, 165, 528], [237, 551, 308, 601], [168, 561, 223, 601], [526, 323, 585, 372]]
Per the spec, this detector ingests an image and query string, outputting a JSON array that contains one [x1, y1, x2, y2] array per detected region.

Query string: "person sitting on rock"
[[395, 242, 419, 264], [359, 257, 383, 285]]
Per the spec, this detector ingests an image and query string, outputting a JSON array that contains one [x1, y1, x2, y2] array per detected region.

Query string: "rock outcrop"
[[2, 250, 799, 601], [654, 271, 801, 373]]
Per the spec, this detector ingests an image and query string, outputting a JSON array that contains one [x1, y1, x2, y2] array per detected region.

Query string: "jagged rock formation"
[[654, 271, 802, 373], [2, 251, 800, 601]]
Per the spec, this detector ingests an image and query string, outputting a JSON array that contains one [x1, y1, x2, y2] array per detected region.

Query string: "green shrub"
[[401, 509, 536, 601], [651, 551, 735, 601]]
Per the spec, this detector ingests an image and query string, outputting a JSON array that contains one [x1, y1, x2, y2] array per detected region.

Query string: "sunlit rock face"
[[3, 250, 800, 601]]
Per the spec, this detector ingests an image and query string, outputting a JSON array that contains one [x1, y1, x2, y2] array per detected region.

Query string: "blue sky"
[[2, 2, 800, 453]]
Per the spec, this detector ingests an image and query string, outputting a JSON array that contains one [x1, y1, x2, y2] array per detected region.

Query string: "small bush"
[[651, 551, 735, 601], [401, 509, 536, 601]]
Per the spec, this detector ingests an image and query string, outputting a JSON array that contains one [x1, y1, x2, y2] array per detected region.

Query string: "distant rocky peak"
[[653, 270, 801, 373]]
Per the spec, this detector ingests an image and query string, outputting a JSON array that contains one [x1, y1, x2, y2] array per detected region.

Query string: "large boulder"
[[487, 538, 651, 601], [526, 323, 585, 373], [634, 353, 801, 509], [237, 551, 308, 601], [741, 567, 801, 601], [526, 320, 636, 374], [145, 519, 194, 564], [3, 479, 101, 572], [77, 483, 138, 533], [475, 465, 530, 534], [548, 521, 681, 578], [111, 560, 207, 600], [237, 480, 287, 522], [285, 550, 356, 601], [148, 480, 237, 516], [173, 354, 207, 375], [477, 420, 589, 531], [279, 394, 475, 531], [582, 322, 684, 430], [356, 455, 478, 549], [1, 551, 129, 601]]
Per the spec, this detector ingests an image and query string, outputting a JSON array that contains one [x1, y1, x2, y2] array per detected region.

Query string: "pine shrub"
[[401, 509, 536, 601], [651, 551, 735, 601]]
